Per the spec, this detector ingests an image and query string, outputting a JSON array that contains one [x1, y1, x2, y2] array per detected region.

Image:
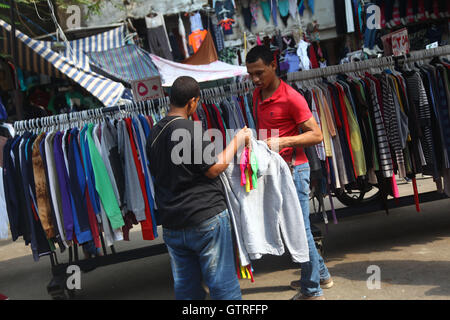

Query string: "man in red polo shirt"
[[246, 45, 333, 300]]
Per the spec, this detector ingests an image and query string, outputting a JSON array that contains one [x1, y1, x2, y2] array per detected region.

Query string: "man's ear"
[[270, 60, 277, 72], [187, 97, 198, 115]]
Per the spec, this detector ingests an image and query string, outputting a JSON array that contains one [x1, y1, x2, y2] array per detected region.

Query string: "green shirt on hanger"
[[86, 123, 124, 230]]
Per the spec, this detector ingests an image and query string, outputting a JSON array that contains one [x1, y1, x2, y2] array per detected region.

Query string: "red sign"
[[390, 28, 410, 56], [131, 76, 164, 102]]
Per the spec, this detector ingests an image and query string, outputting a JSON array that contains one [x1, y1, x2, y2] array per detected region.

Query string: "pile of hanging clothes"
[[291, 57, 450, 217]]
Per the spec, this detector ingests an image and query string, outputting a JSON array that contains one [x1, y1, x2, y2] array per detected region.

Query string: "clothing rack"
[[288, 45, 450, 224], [8, 79, 254, 299], [12, 81, 254, 135], [287, 45, 450, 82]]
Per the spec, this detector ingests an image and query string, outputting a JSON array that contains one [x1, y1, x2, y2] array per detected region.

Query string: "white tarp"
[[149, 54, 248, 86]]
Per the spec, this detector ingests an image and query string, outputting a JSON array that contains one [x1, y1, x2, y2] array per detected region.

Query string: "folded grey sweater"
[[220, 138, 310, 267]]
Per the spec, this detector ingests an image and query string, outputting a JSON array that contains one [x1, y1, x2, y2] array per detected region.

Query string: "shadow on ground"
[[328, 260, 450, 297]]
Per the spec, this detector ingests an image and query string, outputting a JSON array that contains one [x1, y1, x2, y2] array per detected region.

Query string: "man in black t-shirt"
[[146, 76, 251, 300]]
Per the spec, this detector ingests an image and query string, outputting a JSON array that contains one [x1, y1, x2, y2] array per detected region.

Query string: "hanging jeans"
[[163, 209, 242, 300], [292, 162, 330, 297]]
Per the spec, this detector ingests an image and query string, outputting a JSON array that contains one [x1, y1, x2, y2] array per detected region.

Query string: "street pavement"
[[0, 176, 449, 300]]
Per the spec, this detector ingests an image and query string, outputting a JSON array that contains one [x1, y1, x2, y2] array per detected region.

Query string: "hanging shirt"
[[365, 74, 394, 178], [297, 40, 311, 70], [132, 117, 158, 239], [79, 126, 101, 216], [285, 52, 300, 73], [188, 29, 208, 53], [341, 84, 367, 177], [124, 118, 155, 240], [91, 124, 124, 244], [381, 74, 406, 178], [0, 160, 8, 240], [5, 136, 26, 243], [53, 132, 75, 242], [44, 132, 69, 248], [218, 18, 235, 35], [220, 138, 309, 267], [24, 133, 51, 260], [67, 130, 94, 244], [32, 132, 56, 240], [260, 0, 271, 21], [243, 95, 256, 130], [250, 1, 258, 25], [86, 124, 124, 230], [345, 0, 355, 33], [271, 0, 278, 26], [189, 12, 204, 32], [145, 13, 172, 51], [178, 14, 190, 58], [94, 124, 122, 211]]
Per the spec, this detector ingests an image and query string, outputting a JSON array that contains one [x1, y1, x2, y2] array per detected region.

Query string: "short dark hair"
[[246, 45, 274, 65], [170, 76, 200, 108]]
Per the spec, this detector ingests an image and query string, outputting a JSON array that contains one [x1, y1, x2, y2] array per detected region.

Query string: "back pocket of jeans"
[[195, 216, 219, 233]]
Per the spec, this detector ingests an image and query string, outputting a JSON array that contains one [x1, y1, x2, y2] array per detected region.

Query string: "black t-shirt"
[[146, 116, 227, 229]]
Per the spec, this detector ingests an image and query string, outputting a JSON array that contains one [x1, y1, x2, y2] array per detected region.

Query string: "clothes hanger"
[[144, 101, 149, 117]]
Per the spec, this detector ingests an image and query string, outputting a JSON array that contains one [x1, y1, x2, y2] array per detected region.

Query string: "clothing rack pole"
[[287, 45, 450, 82], [13, 81, 255, 134]]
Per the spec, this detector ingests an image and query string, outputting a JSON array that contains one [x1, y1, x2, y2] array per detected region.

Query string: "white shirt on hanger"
[[297, 40, 311, 70], [345, 0, 355, 33], [289, 0, 298, 20], [178, 14, 190, 58], [44, 132, 69, 248]]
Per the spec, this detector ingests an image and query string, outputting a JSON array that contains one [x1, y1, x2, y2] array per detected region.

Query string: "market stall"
[[0, 19, 126, 109]]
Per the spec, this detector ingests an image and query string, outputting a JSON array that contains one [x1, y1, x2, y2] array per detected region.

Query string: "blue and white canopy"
[[0, 19, 125, 107]]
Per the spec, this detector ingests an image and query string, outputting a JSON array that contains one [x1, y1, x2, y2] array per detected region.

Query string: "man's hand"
[[236, 126, 252, 147], [264, 137, 287, 152], [264, 118, 323, 152]]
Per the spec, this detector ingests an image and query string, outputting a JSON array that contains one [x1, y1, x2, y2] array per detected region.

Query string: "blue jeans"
[[292, 162, 330, 297], [163, 209, 242, 300]]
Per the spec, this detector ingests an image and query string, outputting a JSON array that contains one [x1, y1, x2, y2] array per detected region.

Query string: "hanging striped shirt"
[[367, 78, 393, 178], [381, 74, 406, 177], [404, 71, 435, 169]]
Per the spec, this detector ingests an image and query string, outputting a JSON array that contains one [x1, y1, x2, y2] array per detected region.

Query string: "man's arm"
[[205, 127, 252, 179], [265, 117, 323, 152]]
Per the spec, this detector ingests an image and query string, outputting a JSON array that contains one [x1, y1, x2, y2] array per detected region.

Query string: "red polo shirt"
[[253, 80, 313, 166]]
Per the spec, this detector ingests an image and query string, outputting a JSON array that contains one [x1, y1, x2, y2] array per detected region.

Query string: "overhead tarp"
[[0, 19, 125, 107], [149, 53, 248, 87], [87, 44, 160, 84]]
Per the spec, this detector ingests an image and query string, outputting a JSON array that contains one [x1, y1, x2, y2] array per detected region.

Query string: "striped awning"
[[0, 19, 125, 107], [41, 25, 126, 71], [87, 44, 159, 84]]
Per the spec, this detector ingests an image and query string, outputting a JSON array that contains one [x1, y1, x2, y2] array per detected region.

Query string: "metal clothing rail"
[[13, 81, 255, 134], [10, 79, 253, 299], [287, 45, 450, 82], [287, 45, 450, 225]]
